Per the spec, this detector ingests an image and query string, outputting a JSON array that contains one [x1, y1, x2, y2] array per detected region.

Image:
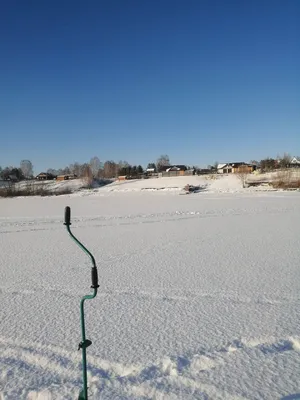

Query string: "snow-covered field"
[[1, 176, 300, 399]]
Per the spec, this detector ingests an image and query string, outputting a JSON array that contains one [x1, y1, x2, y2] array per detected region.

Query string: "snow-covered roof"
[[217, 164, 227, 169], [166, 167, 180, 172], [290, 157, 300, 164]]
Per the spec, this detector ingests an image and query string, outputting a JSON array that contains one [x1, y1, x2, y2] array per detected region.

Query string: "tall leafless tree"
[[20, 160, 33, 179], [90, 156, 101, 178], [81, 164, 93, 187], [103, 161, 118, 178], [69, 162, 82, 177], [277, 153, 291, 169], [47, 168, 58, 176], [156, 155, 170, 172]]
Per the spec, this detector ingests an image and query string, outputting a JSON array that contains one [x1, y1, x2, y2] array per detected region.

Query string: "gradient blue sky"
[[0, 0, 299, 173]]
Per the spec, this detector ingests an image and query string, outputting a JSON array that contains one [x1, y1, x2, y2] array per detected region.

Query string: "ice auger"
[[64, 206, 99, 400]]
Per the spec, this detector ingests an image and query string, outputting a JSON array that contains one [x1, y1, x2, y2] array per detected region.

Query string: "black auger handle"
[[91, 267, 99, 289], [64, 206, 71, 226]]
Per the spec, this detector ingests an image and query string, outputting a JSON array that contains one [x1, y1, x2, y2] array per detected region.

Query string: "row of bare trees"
[[46, 155, 172, 180], [0, 160, 33, 181], [47, 158, 145, 181], [0, 155, 171, 182]]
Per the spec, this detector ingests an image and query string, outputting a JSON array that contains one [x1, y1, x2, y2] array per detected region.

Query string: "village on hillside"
[[1, 155, 300, 182], [0, 155, 300, 196]]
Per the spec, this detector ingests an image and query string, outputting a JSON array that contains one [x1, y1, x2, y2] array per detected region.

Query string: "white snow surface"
[[100, 175, 246, 193], [1, 176, 300, 399]]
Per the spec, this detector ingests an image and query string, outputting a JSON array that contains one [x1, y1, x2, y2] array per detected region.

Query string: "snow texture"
[[0, 176, 300, 399]]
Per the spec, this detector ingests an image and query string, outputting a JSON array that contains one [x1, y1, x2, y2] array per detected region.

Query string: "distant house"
[[160, 165, 187, 173], [160, 165, 190, 177], [36, 172, 56, 180], [56, 174, 77, 181], [217, 162, 256, 174], [217, 163, 227, 173], [146, 168, 156, 175], [6, 174, 18, 182], [166, 165, 187, 172], [289, 157, 300, 168]]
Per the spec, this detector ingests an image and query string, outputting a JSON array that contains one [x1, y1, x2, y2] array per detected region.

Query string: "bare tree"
[[156, 155, 170, 172], [62, 166, 71, 175], [68, 164, 75, 174], [260, 158, 278, 172], [20, 160, 33, 179], [103, 161, 118, 178], [47, 168, 58, 176], [82, 164, 93, 188], [118, 160, 129, 169], [90, 156, 101, 178], [236, 165, 249, 188], [56, 169, 63, 176], [69, 162, 82, 177], [278, 153, 291, 169]]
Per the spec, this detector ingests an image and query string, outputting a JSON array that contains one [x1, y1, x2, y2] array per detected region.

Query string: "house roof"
[[160, 165, 187, 172], [290, 157, 300, 164], [230, 162, 248, 166], [217, 162, 253, 169], [36, 172, 56, 178], [8, 174, 18, 181], [166, 167, 180, 171], [217, 164, 227, 169], [174, 164, 187, 170]]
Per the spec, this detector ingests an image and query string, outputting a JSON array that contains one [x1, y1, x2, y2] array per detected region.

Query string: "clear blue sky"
[[0, 0, 299, 173]]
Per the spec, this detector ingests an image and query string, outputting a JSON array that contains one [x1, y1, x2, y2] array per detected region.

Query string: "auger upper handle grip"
[[91, 267, 99, 289], [64, 206, 71, 226]]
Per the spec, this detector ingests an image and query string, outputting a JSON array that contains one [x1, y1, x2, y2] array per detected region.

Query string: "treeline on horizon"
[[0, 153, 298, 181]]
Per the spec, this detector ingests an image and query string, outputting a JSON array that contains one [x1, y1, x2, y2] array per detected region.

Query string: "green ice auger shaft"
[[64, 206, 99, 400]]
